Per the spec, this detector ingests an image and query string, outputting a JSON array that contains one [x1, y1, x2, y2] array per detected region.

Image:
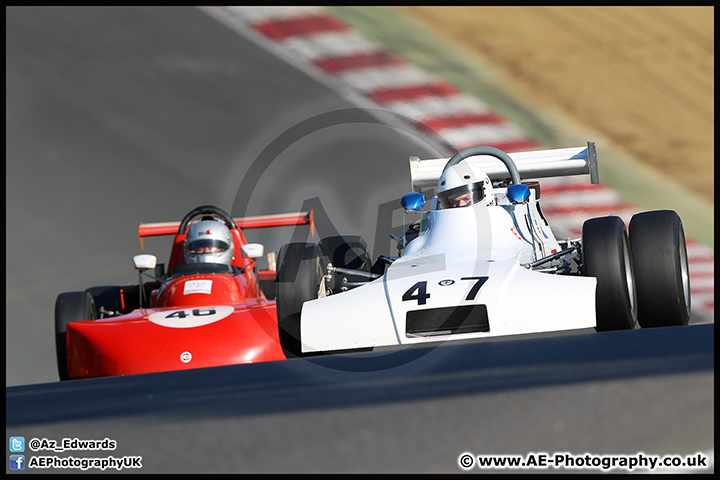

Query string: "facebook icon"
[[9, 455, 25, 470]]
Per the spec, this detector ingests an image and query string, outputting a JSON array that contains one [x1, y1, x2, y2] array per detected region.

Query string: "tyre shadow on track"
[[6, 323, 713, 427]]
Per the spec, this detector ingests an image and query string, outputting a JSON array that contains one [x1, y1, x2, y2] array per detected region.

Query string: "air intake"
[[406, 305, 489, 337]]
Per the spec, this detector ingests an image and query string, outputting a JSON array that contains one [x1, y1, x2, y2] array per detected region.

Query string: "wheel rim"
[[316, 257, 327, 298], [623, 233, 638, 319], [679, 225, 691, 313]]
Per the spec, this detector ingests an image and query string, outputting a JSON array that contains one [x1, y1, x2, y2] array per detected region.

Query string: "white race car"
[[275, 143, 691, 355]]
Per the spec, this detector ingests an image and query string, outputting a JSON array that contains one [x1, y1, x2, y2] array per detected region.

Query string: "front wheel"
[[55, 291, 96, 381], [629, 210, 690, 327], [85, 285, 123, 318], [582, 216, 637, 332], [275, 243, 324, 356], [317, 235, 372, 294]]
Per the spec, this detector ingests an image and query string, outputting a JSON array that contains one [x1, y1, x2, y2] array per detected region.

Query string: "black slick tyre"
[[55, 291, 96, 381], [275, 243, 324, 357], [629, 210, 690, 327], [582, 216, 637, 332]]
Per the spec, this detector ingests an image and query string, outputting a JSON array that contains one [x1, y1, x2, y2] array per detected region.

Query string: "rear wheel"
[[629, 210, 690, 327], [582, 216, 637, 331], [55, 291, 96, 381], [275, 243, 324, 357]]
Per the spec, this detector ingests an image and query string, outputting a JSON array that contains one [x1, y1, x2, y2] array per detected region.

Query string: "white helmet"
[[184, 220, 234, 266], [437, 162, 494, 209]]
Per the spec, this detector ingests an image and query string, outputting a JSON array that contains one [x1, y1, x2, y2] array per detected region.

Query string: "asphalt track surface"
[[6, 7, 714, 473]]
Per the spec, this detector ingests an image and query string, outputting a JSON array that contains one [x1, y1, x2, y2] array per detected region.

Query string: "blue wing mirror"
[[401, 192, 426, 212], [507, 184, 530, 204]]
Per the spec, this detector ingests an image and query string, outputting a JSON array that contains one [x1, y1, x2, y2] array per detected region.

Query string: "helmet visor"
[[186, 238, 231, 255], [437, 181, 486, 209]]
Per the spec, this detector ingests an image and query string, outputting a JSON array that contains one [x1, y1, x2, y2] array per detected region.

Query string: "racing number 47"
[[402, 281, 431, 305], [461, 276, 489, 301], [402, 277, 488, 305]]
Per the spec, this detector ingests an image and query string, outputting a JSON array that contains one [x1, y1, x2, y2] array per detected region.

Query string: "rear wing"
[[409, 142, 599, 192], [138, 211, 314, 242]]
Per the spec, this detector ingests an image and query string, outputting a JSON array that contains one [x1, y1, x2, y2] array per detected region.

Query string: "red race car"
[[54, 205, 314, 380]]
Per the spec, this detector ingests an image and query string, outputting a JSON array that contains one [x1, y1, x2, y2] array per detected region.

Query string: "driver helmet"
[[437, 162, 494, 209], [184, 219, 234, 266]]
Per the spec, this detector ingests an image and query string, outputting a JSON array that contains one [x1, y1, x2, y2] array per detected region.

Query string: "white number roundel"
[[148, 305, 234, 328]]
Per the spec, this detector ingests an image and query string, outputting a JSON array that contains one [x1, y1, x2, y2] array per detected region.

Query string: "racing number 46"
[[165, 308, 216, 319], [402, 277, 488, 305]]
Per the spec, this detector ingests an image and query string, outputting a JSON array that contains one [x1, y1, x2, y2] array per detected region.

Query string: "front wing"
[[300, 255, 597, 353], [67, 302, 285, 378]]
